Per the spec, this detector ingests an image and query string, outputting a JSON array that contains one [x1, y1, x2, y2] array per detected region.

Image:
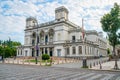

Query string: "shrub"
[[42, 54, 50, 60]]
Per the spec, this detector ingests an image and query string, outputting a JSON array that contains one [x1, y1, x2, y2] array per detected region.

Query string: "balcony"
[[39, 41, 53, 45], [93, 41, 99, 46]]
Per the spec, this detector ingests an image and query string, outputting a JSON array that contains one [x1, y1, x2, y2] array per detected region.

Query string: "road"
[[0, 63, 120, 80]]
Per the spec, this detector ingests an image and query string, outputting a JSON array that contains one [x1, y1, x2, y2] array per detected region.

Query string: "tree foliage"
[[0, 40, 21, 58], [107, 48, 110, 55], [100, 3, 120, 55]]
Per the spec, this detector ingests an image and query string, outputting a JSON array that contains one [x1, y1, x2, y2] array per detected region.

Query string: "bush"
[[42, 54, 50, 60]]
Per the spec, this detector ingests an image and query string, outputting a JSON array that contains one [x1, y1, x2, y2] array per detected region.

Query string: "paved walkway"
[[90, 60, 120, 70], [52, 57, 109, 68], [52, 58, 120, 71], [0, 64, 120, 80]]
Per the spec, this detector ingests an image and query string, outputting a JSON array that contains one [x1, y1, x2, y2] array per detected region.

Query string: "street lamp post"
[[33, 21, 39, 64]]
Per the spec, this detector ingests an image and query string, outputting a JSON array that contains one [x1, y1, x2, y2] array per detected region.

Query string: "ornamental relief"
[[39, 30, 44, 39], [48, 29, 54, 38]]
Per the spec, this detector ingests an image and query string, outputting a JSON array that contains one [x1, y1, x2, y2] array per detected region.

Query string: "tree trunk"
[[113, 45, 119, 70], [113, 46, 116, 56]]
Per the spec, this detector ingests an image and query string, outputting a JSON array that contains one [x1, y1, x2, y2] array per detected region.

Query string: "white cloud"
[[0, 0, 120, 44]]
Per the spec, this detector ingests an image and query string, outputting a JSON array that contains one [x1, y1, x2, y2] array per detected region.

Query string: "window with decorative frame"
[[66, 47, 69, 55], [72, 36, 76, 42], [79, 46, 82, 54], [72, 47, 76, 54]]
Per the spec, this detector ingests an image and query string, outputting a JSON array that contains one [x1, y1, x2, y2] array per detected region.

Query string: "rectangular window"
[[21, 50, 22, 55], [25, 50, 27, 56], [32, 40, 35, 45], [80, 36, 82, 41], [18, 50, 19, 55], [72, 36, 75, 42], [79, 46, 82, 54], [72, 47, 76, 54], [57, 49, 61, 57], [66, 47, 69, 55]]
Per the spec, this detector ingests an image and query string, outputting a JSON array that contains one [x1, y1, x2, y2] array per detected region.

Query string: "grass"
[[25, 59, 52, 63], [25, 59, 53, 66]]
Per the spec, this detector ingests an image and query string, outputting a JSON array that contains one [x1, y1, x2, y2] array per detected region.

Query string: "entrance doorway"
[[50, 48, 53, 56], [32, 48, 34, 57]]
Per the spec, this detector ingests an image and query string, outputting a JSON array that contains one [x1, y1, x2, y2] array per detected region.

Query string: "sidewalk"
[[90, 60, 120, 71]]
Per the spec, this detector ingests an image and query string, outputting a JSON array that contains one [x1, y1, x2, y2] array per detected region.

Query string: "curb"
[[88, 68, 120, 72]]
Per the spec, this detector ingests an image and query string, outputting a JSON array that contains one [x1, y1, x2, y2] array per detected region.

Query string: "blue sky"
[[0, 0, 120, 44]]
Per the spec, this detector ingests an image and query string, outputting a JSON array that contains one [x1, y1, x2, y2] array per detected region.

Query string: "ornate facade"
[[17, 6, 107, 58]]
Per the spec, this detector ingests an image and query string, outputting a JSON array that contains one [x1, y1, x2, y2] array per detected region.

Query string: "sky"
[[0, 0, 120, 44]]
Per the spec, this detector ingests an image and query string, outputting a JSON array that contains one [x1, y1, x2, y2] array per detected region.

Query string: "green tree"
[[107, 48, 110, 55], [100, 3, 120, 69], [0, 39, 21, 58], [101, 3, 120, 55], [11, 48, 17, 56], [0, 46, 3, 56], [4, 47, 11, 58]]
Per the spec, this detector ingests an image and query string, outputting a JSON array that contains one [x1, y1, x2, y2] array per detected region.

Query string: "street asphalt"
[[0, 63, 120, 80]]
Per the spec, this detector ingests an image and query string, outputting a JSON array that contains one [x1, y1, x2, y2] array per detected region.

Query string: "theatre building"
[[17, 6, 107, 58]]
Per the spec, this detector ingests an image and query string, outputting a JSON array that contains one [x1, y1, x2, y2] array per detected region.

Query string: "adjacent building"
[[17, 6, 107, 58]]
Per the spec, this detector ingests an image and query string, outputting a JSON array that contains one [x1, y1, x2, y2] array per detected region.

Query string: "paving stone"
[[0, 63, 120, 80]]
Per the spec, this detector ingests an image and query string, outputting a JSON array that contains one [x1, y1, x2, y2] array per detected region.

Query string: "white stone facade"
[[17, 6, 107, 58]]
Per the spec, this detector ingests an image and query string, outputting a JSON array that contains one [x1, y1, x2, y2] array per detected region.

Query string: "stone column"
[[52, 48, 54, 56], [82, 45, 86, 57], [43, 48, 45, 54], [77, 46, 79, 56], [17, 49, 19, 56], [29, 48, 32, 56], [69, 47, 72, 56], [48, 48, 50, 55]]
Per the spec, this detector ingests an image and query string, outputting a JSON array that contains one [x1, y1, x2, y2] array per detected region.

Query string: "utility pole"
[[33, 21, 39, 64]]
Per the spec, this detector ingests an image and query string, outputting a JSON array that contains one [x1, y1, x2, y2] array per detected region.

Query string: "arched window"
[[49, 29, 54, 37], [32, 32, 36, 38]]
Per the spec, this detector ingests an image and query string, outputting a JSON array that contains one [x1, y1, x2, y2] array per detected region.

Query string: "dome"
[[26, 17, 37, 21]]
